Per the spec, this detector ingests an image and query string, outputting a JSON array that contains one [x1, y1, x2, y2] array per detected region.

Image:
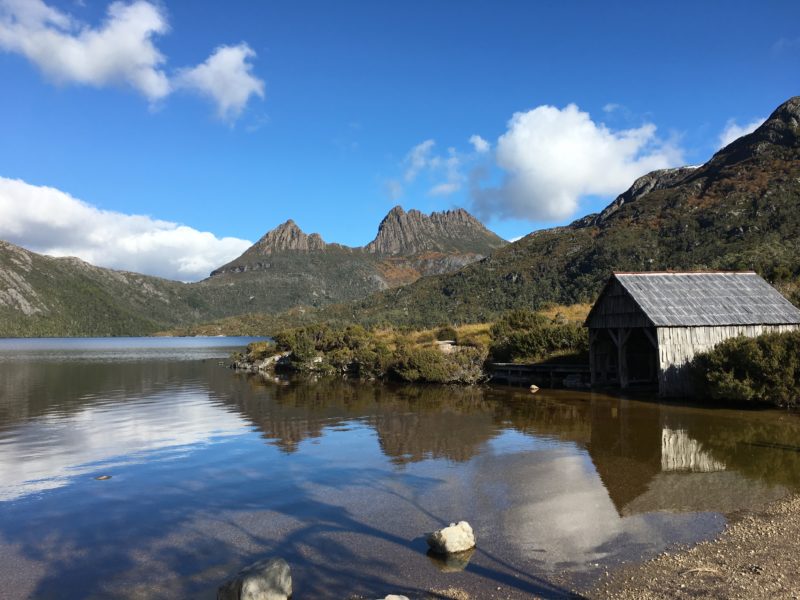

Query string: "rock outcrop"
[[217, 557, 292, 600], [365, 205, 504, 256], [251, 220, 328, 255]]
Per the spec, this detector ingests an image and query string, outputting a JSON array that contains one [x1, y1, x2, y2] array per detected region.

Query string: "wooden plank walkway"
[[490, 362, 590, 388]]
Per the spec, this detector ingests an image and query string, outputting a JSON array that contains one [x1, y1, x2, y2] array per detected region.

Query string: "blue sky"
[[0, 0, 798, 280]]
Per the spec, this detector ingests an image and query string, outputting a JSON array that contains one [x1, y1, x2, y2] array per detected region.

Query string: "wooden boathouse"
[[584, 272, 800, 397]]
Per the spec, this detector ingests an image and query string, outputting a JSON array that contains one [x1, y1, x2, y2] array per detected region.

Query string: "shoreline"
[[578, 492, 800, 599]]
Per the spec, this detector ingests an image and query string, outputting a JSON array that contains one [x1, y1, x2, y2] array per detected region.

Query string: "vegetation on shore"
[[232, 306, 590, 384], [692, 330, 800, 408]]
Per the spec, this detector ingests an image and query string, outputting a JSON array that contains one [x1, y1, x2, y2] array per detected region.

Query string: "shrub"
[[489, 308, 588, 362], [435, 325, 458, 341], [691, 330, 800, 407], [246, 340, 277, 361], [390, 344, 488, 384]]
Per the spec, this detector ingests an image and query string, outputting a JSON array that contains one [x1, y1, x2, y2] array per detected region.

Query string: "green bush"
[[691, 330, 800, 407], [435, 325, 458, 341], [489, 309, 588, 362], [390, 344, 487, 384], [245, 340, 277, 360]]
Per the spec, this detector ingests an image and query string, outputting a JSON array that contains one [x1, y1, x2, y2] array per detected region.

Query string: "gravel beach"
[[584, 493, 800, 599]]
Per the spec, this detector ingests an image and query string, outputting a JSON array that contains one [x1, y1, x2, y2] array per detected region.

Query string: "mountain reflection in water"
[[0, 350, 799, 599]]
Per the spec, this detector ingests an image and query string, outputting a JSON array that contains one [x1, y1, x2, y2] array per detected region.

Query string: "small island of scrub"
[[231, 306, 589, 385]]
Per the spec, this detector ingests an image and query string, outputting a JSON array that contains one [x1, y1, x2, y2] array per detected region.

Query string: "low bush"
[[435, 325, 458, 341], [691, 330, 800, 407], [390, 344, 488, 384], [489, 308, 588, 363], [246, 340, 277, 360]]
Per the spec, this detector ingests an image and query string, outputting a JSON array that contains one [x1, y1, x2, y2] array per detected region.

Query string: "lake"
[[0, 337, 798, 599]]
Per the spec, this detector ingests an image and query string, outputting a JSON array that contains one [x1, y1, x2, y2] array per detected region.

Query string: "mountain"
[[197, 205, 506, 316], [0, 206, 505, 336], [365, 206, 502, 255], [311, 96, 800, 327]]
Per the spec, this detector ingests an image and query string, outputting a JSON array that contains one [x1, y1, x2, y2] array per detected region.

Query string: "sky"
[[0, 0, 798, 281]]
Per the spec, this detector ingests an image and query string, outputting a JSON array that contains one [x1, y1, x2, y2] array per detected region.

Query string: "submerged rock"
[[426, 521, 476, 555], [427, 546, 475, 572], [217, 557, 292, 600]]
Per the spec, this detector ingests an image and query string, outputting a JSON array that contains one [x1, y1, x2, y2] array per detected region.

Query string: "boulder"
[[375, 596, 410, 600], [426, 521, 476, 555], [217, 557, 292, 600]]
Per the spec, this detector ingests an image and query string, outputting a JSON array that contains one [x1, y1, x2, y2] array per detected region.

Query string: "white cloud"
[[0, 177, 252, 281], [176, 43, 265, 122], [403, 139, 436, 183], [472, 103, 684, 221], [395, 140, 465, 197], [469, 134, 490, 153], [429, 182, 460, 196], [0, 0, 171, 100], [0, 0, 265, 120], [602, 102, 621, 113], [718, 117, 765, 149]]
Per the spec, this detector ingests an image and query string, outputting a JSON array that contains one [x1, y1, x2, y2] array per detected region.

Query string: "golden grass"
[[538, 302, 592, 324]]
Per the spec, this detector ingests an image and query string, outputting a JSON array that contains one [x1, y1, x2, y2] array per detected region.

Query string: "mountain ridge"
[[0, 205, 507, 336]]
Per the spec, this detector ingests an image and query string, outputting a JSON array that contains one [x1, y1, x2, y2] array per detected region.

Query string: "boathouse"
[[584, 272, 800, 397]]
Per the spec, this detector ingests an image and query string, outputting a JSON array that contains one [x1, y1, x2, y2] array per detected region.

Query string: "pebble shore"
[[586, 493, 800, 599]]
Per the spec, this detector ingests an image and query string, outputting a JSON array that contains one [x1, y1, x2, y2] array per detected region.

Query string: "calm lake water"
[[1, 338, 799, 599]]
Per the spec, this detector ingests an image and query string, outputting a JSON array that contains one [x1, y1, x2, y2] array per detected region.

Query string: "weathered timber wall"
[[585, 280, 651, 329], [656, 324, 800, 397]]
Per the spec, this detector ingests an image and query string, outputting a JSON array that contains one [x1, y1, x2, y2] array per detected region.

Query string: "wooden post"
[[589, 329, 598, 386]]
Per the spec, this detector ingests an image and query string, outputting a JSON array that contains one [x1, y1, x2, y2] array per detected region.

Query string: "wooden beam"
[[589, 330, 597, 386], [643, 327, 658, 350]]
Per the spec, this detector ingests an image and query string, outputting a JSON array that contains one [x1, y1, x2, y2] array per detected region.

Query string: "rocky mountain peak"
[[365, 206, 505, 255], [710, 95, 800, 167], [252, 220, 327, 254], [576, 166, 699, 228]]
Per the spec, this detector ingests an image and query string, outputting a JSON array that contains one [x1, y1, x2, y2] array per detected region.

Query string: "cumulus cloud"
[[718, 117, 765, 149], [0, 0, 171, 100], [472, 103, 684, 221], [176, 43, 265, 121], [396, 140, 464, 197], [0, 177, 251, 281], [469, 134, 490, 153], [0, 0, 264, 119]]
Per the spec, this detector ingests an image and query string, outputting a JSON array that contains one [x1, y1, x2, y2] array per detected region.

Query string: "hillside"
[[0, 241, 210, 336], [303, 96, 800, 328]]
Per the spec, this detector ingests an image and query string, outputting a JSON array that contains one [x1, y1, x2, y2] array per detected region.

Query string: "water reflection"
[[0, 352, 799, 598]]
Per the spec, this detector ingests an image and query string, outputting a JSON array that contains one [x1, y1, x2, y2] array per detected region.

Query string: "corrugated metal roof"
[[612, 272, 800, 327]]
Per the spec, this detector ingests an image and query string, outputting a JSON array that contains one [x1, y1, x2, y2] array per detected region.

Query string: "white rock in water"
[[426, 521, 476, 554], [375, 596, 410, 600], [217, 557, 292, 600]]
